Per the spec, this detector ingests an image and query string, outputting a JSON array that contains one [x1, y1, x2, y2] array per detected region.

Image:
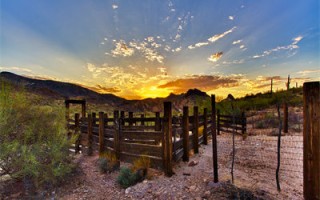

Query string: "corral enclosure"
[[66, 82, 319, 199], [67, 101, 217, 176]]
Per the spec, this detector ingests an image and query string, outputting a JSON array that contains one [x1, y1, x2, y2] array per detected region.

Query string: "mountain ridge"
[[0, 71, 211, 111]]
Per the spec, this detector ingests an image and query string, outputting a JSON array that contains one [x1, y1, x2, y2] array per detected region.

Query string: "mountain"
[[0, 71, 210, 112], [0, 71, 126, 106]]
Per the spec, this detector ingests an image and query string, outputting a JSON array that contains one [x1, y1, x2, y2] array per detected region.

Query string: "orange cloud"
[[158, 75, 241, 93], [208, 52, 223, 62]]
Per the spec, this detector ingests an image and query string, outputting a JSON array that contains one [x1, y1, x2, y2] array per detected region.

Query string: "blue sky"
[[1, 0, 319, 99]]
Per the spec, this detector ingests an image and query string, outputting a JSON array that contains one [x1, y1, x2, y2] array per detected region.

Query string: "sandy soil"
[[1, 131, 303, 200]]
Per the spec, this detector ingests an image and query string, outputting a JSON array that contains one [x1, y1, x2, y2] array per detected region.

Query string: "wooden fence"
[[217, 110, 246, 134], [68, 102, 214, 176]]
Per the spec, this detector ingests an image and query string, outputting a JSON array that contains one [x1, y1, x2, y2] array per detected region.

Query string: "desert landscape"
[[1, 1, 319, 199]]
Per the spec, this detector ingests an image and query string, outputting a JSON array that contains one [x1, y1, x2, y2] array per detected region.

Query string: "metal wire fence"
[[217, 133, 303, 199]]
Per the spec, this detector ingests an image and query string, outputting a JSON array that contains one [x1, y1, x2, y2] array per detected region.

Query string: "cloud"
[[158, 75, 241, 93], [251, 75, 309, 90], [173, 47, 182, 52], [88, 85, 121, 93], [208, 26, 236, 42], [229, 16, 234, 20], [129, 40, 164, 63], [188, 27, 237, 50], [232, 40, 242, 45], [86, 63, 96, 72], [222, 59, 244, 65], [240, 45, 245, 49], [112, 4, 118, 9], [111, 40, 135, 57], [188, 42, 209, 49], [297, 69, 320, 76], [252, 36, 303, 59], [208, 52, 223, 63], [292, 36, 303, 45], [0, 66, 32, 73]]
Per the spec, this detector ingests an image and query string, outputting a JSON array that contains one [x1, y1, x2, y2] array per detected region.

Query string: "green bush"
[[116, 165, 147, 188], [117, 167, 138, 188], [0, 81, 75, 189], [98, 151, 119, 173]]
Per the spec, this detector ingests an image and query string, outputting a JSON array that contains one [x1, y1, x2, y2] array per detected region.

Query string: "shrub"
[[117, 167, 138, 189], [117, 156, 150, 189], [98, 151, 119, 173], [255, 121, 265, 129], [0, 81, 75, 190], [132, 155, 150, 172]]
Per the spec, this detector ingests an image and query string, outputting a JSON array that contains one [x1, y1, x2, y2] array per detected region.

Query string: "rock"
[[125, 187, 131, 194], [207, 181, 221, 188], [189, 185, 196, 191], [188, 160, 198, 167]]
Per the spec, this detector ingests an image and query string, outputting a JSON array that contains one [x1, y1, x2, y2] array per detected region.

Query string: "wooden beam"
[[74, 113, 80, 154], [99, 112, 105, 154], [163, 102, 173, 176], [303, 81, 320, 200], [203, 108, 208, 145], [193, 106, 199, 154], [211, 95, 218, 183], [182, 106, 189, 162], [87, 113, 93, 156]]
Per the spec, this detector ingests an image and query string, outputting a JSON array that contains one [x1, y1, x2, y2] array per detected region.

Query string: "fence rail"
[[217, 110, 246, 134], [68, 102, 215, 176]]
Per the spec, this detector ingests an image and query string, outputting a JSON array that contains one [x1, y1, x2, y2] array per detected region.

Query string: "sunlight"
[[138, 86, 172, 99]]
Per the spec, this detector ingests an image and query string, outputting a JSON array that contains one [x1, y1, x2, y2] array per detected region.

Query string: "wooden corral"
[[68, 101, 215, 176]]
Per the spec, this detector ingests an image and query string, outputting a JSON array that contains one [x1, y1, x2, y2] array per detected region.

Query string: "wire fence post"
[[303, 82, 320, 200], [211, 95, 218, 183]]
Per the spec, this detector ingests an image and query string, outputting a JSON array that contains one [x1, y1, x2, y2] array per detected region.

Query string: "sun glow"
[[137, 86, 172, 99]]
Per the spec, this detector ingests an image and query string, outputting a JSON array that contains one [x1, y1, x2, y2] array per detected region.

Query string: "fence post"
[[155, 112, 161, 131], [163, 102, 173, 176], [114, 110, 120, 162], [303, 82, 320, 200], [104, 113, 109, 126], [99, 112, 105, 154], [141, 114, 145, 126], [65, 101, 70, 121], [241, 112, 246, 134], [92, 112, 96, 126], [87, 113, 93, 156], [81, 101, 86, 118], [75, 113, 81, 154], [283, 103, 288, 133], [120, 111, 125, 126], [193, 106, 199, 154], [203, 108, 208, 145], [182, 106, 189, 162], [211, 95, 218, 183], [217, 110, 221, 135], [129, 112, 133, 127]]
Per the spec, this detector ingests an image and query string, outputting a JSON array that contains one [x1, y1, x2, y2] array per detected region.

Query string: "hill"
[[0, 71, 210, 112]]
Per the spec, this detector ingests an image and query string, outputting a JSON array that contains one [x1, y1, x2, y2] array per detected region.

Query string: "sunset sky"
[[1, 0, 319, 99]]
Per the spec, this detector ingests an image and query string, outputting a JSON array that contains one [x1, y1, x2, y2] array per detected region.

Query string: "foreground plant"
[[98, 151, 119, 173], [0, 81, 75, 191]]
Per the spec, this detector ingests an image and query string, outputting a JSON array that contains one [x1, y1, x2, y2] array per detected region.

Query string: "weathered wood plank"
[[121, 142, 162, 157], [303, 81, 320, 200], [121, 131, 163, 141], [120, 152, 163, 170]]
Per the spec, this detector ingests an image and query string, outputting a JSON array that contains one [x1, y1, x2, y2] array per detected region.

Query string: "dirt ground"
[[1, 130, 303, 200]]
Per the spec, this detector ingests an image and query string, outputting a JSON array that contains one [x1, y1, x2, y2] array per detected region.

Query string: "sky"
[[0, 0, 319, 100]]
